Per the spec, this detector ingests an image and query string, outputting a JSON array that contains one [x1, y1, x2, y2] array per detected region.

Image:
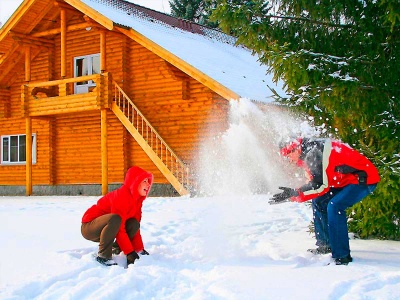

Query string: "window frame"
[[1, 134, 37, 165]]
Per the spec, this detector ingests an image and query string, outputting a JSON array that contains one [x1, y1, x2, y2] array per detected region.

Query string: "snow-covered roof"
[[79, 0, 287, 103]]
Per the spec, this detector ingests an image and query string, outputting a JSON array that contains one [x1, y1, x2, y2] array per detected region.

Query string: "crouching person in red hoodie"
[[81, 166, 153, 267]]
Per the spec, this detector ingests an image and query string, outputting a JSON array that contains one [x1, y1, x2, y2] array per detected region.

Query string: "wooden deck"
[[22, 73, 112, 117]]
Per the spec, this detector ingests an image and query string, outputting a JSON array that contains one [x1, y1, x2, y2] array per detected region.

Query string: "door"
[[74, 54, 100, 94]]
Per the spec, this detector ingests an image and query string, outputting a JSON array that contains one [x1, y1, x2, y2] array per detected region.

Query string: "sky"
[[1, 99, 400, 300], [0, 0, 171, 26]]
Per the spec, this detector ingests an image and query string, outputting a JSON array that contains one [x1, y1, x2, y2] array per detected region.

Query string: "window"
[[74, 54, 100, 94], [1, 134, 37, 164]]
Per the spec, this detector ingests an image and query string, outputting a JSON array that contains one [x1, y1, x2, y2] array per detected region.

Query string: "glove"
[[140, 249, 150, 255], [126, 251, 140, 265], [269, 187, 298, 205]]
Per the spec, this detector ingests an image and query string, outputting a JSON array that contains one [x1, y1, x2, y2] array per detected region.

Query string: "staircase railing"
[[112, 81, 191, 191]]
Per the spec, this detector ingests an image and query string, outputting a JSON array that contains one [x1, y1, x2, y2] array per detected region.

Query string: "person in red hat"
[[81, 166, 153, 267], [270, 138, 380, 265]]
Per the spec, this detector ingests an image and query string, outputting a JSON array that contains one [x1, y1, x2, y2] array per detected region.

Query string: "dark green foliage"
[[211, 0, 400, 239], [169, 0, 202, 21], [169, 0, 219, 27]]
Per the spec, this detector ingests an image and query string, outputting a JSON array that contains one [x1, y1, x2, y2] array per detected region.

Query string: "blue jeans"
[[312, 184, 377, 258]]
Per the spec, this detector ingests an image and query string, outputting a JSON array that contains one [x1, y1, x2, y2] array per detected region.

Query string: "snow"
[[1, 196, 400, 300], [1, 99, 400, 300], [0, 1, 171, 27]]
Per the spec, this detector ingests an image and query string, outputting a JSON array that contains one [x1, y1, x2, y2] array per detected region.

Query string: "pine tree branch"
[[267, 14, 355, 29]]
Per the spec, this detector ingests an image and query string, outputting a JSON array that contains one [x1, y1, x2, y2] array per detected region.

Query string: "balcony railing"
[[22, 73, 111, 117], [20, 72, 192, 194]]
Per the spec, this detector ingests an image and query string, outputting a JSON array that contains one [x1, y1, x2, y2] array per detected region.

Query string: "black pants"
[[81, 214, 140, 259]]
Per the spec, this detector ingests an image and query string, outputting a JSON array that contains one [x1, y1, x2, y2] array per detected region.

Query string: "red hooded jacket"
[[284, 138, 380, 202], [82, 166, 153, 254]]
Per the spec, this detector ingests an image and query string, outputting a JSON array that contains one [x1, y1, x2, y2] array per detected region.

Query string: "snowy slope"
[[0, 195, 399, 300]]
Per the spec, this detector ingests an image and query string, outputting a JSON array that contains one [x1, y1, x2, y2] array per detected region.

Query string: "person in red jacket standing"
[[81, 166, 153, 266], [270, 138, 380, 265]]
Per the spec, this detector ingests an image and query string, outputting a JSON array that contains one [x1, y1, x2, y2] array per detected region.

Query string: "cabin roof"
[[0, 0, 287, 102], [78, 0, 286, 102]]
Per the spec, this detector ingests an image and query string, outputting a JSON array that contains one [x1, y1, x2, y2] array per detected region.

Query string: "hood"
[[123, 166, 154, 199], [279, 138, 303, 156]]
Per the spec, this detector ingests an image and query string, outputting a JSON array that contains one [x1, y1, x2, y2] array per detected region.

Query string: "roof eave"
[[64, 0, 114, 30], [0, 0, 36, 41]]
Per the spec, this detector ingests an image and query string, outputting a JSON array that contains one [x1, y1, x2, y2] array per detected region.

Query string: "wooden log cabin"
[[0, 0, 286, 196]]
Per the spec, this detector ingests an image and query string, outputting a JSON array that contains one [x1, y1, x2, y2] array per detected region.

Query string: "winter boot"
[[334, 254, 353, 265], [96, 256, 117, 266], [308, 245, 332, 255]]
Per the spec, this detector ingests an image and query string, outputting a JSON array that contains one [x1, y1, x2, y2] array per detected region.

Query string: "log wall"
[[0, 9, 230, 190], [125, 40, 229, 182], [0, 88, 11, 118]]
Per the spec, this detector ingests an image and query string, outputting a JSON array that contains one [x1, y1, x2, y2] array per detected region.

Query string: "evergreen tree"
[[211, 0, 400, 239], [169, 0, 200, 21], [169, 0, 219, 27]]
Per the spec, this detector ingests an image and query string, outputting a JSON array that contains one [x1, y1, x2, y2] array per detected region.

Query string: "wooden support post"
[[60, 9, 67, 78], [100, 30, 106, 73], [48, 118, 56, 185], [25, 46, 31, 82], [26, 117, 32, 196], [101, 109, 108, 195]]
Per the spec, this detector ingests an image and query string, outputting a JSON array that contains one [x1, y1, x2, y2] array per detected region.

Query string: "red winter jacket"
[[82, 166, 153, 254], [291, 139, 380, 202]]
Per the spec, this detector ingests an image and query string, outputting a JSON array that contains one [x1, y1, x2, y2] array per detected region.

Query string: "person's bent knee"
[[109, 214, 122, 227]]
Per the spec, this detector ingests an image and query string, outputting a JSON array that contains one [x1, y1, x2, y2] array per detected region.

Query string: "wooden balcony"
[[21, 72, 192, 195], [21, 73, 112, 117]]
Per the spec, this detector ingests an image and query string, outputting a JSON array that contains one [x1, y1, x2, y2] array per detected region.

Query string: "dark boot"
[[335, 254, 353, 265], [96, 256, 117, 266], [308, 245, 332, 254]]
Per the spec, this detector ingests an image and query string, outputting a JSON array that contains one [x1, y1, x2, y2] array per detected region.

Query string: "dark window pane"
[[10, 136, 18, 162], [2, 137, 9, 161], [76, 57, 88, 85], [19, 135, 26, 162]]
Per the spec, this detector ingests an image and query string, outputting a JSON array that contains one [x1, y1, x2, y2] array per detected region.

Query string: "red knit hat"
[[279, 138, 303, 156]]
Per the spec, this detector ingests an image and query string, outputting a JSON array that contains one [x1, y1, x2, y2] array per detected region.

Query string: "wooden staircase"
[[111, 81, 190, 196]]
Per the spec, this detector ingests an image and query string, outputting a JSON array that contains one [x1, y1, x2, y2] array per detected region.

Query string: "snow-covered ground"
[[1, 99, 399, 300], [0, 195, 399, 300]]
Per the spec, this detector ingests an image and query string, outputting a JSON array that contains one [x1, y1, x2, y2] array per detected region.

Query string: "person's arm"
[[295, 140, 332, 202], [111, 190, 135, 255], [131, 203, 144, 252], [131, 230, 144, 252]]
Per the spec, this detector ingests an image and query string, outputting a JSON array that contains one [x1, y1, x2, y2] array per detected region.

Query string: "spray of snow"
[[195, 98, 320, 197]]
